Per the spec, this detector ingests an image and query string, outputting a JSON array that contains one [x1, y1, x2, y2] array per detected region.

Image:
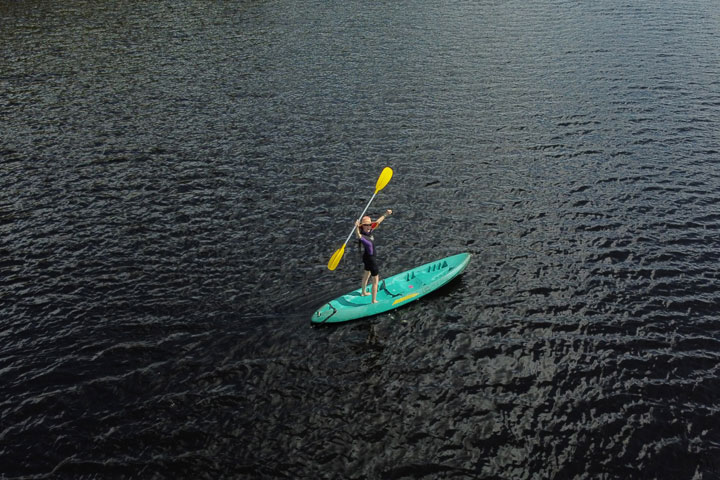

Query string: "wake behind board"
[[311, 252, 471, 324]]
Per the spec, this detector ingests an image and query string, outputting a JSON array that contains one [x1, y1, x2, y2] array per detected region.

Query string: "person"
[[355, 209, 393, 303]]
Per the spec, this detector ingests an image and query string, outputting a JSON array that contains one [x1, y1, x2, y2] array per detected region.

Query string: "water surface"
[[2, 0, 720, 478]]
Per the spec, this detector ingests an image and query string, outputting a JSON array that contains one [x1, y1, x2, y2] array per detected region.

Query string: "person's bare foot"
[[360, 291, 369, 296], [372, 300, 379, 304]]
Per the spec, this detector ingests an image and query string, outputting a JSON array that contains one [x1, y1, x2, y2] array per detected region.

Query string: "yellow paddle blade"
[[374, 167, 393, 194], [327, 245, 346, 271]]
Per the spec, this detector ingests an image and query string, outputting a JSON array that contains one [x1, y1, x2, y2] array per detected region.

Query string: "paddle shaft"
[[328, 166, 392, 271], [340, 192, 378, 248]]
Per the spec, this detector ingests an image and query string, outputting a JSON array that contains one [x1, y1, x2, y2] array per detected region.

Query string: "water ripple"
[[2, 0, 720, 478]]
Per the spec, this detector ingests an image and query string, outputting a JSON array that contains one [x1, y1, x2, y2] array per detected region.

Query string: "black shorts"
[[363, 255, 379, 276]]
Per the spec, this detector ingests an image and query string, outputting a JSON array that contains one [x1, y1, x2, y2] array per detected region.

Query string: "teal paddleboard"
[[311, 253, 471, 324]]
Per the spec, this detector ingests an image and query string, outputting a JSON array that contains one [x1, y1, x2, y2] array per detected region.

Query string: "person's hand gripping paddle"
[[327, 167, 393, 271]]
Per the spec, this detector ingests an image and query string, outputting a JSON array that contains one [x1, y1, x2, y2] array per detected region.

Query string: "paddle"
[[327, 167, 393, 271]]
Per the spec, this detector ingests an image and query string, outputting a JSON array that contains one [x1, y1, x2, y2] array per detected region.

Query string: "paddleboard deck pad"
[[312, 253, 471, 324]]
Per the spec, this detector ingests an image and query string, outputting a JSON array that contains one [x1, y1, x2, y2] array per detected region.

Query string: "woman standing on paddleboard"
[[355, 209, 392, 303]]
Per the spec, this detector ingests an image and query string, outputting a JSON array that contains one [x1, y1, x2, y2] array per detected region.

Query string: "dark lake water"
[[2, 0, 720, 478]]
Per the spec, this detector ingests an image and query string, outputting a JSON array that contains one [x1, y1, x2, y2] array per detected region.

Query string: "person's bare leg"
[[371, 275, 379, 303], [361, 270, 371, 295]]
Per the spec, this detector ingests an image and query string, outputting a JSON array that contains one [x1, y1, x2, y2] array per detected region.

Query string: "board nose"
[[311, 303, 336, 324]]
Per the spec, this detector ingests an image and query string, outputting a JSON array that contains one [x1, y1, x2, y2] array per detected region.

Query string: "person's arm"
[[374, 209, 393, 227], [354, 220, 362, 239]]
